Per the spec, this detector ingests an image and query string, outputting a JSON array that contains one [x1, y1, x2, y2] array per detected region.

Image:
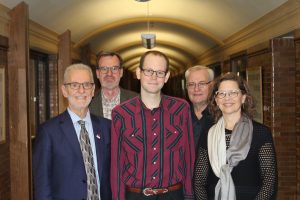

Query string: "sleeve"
[[255, 129, 278, 200], [183, 104, 195, 199], [110, 109, 125, 200], [193, 145, 209, 200], [32, 125, 53, 200]]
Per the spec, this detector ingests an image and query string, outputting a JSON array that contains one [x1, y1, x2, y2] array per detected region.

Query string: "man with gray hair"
[[185, 65, 215, 155], [33, 63, 112, 200]]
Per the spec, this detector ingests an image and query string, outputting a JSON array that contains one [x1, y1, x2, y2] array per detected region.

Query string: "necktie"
[[78, 120, 99, 200]]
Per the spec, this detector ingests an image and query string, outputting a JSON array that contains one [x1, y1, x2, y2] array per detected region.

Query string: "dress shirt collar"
[[135, 94, 168, 114], [67, 108, 92, 126]]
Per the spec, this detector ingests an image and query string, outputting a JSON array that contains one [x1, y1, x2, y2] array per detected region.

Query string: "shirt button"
[[153, 161, 156, 165], [152, 176, 156, 180], [153, 118, 156, 121], [131, 134, 134, 137], [174, 131, 177, 133], [153, 148, 156, 150], [154, 133, 157, 136]]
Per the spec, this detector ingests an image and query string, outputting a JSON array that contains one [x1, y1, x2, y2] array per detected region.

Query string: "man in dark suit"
[[33, 63, 111, 200], [89, 51, 137, 119]]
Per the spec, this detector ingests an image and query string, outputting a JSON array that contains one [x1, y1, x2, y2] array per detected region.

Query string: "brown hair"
[[208, 72, 255, 122], [139, 50, 169, 72], [96, 51, 123, 68]]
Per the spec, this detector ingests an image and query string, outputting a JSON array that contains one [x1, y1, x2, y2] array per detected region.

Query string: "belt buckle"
[[143, 188, 153, 196]]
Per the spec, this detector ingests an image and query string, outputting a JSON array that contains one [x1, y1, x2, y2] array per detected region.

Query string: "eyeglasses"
[[186, 81, 211, 89], [97, 66, 121, 74], [141, 68, 167, 78], [215, 89, 241, 99], [64, 82, 94, 90]]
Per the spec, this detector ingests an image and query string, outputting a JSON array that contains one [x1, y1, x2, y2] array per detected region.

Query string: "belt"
[[126, 183, 182, 196]]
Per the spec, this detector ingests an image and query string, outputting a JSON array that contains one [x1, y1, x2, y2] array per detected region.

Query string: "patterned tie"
[[78, 120, 99, 200]]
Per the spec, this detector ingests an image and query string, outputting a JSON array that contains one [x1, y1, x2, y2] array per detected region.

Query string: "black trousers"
[[125, 188, 184, 200]]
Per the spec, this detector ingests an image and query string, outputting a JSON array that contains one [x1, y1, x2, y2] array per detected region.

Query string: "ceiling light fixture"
[[140, 1, 156, 49]]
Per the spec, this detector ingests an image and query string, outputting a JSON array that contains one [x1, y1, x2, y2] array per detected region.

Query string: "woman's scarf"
[[208, 115, 253, 200]]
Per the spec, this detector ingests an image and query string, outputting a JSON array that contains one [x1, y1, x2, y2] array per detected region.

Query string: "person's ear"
[[242, 94, 246, 104], [120, 68, 123, 78], [136, 67, 141, 80], [96, 68, 101, 79], [61, 85, 68, 98], [164, 71, 170, 83]]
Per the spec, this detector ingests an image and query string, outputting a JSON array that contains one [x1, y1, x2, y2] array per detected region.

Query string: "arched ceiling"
[[0, 0, 288, 75]]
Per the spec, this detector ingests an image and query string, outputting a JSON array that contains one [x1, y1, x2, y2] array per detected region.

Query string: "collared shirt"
[[102, 89, 120, 119], [190, 105, 214, 155], [111, 95, 195, 200], [67, 108, 101, 199]]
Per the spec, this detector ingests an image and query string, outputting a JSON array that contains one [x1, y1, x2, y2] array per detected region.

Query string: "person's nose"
[[151, 72, 158, 80], [194, 85, 201, 91], [78, 84, 85, 93], [224, 93, 231, 100], [107, 68, 113, 75]]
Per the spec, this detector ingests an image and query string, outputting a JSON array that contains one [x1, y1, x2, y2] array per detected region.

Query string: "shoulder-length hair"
[[208, 72, 255, 122]]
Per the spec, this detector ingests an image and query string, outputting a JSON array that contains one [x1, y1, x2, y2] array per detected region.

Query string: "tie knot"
[[78, 120, 85, 127]]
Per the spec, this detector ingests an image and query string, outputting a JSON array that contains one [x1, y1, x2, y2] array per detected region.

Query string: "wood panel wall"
[[8, 2, 31, 200], [58, 30, 71, 113], [0, 35, 9, 200]]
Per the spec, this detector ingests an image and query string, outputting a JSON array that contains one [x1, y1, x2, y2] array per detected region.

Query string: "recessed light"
[[135, 0, 151, 2]]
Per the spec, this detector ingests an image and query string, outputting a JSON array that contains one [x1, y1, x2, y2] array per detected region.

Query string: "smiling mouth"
[[104, 76, 115, 80], [223, 103, 234, 107], [75, 95, 88, 99], [148, 82, 158, 85]]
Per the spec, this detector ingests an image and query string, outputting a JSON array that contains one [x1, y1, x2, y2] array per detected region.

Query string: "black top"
[[190, 105, 214, 156], [193, 120, 278, 200]]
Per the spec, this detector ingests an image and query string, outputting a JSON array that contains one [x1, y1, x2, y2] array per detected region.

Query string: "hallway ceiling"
[[0, 0, 288, 74]]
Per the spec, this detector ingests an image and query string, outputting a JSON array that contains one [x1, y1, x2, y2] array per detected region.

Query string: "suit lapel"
[[91, 115, 104, 180], [59, 111, 83, 160], [120, 88, 125, 102], [97, 91, 103, 116]]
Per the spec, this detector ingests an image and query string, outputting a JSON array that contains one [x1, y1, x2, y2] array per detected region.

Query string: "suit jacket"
[[89, 87, 137, 118], [32, 110, 112, 200]]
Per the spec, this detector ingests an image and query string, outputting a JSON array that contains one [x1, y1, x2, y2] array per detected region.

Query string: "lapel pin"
[[96, 134, 101, 139]]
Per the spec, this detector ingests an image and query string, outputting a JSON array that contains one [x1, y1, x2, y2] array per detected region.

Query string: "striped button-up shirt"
[[111, 95, 195, 200]]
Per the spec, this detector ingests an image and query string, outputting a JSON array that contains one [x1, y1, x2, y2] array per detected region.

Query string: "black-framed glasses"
[[141, 68, 167, 78], [186, 81, 211, 89], [97, 66, 121, 74], [64, 82, 94, 90], [215, 89, 241, 99]]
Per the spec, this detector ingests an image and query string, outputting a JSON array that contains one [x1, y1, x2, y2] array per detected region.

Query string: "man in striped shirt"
[[111, 50, 195, 200]]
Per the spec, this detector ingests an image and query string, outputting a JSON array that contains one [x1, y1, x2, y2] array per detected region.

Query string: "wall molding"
[[29, 21, 59, 54]]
